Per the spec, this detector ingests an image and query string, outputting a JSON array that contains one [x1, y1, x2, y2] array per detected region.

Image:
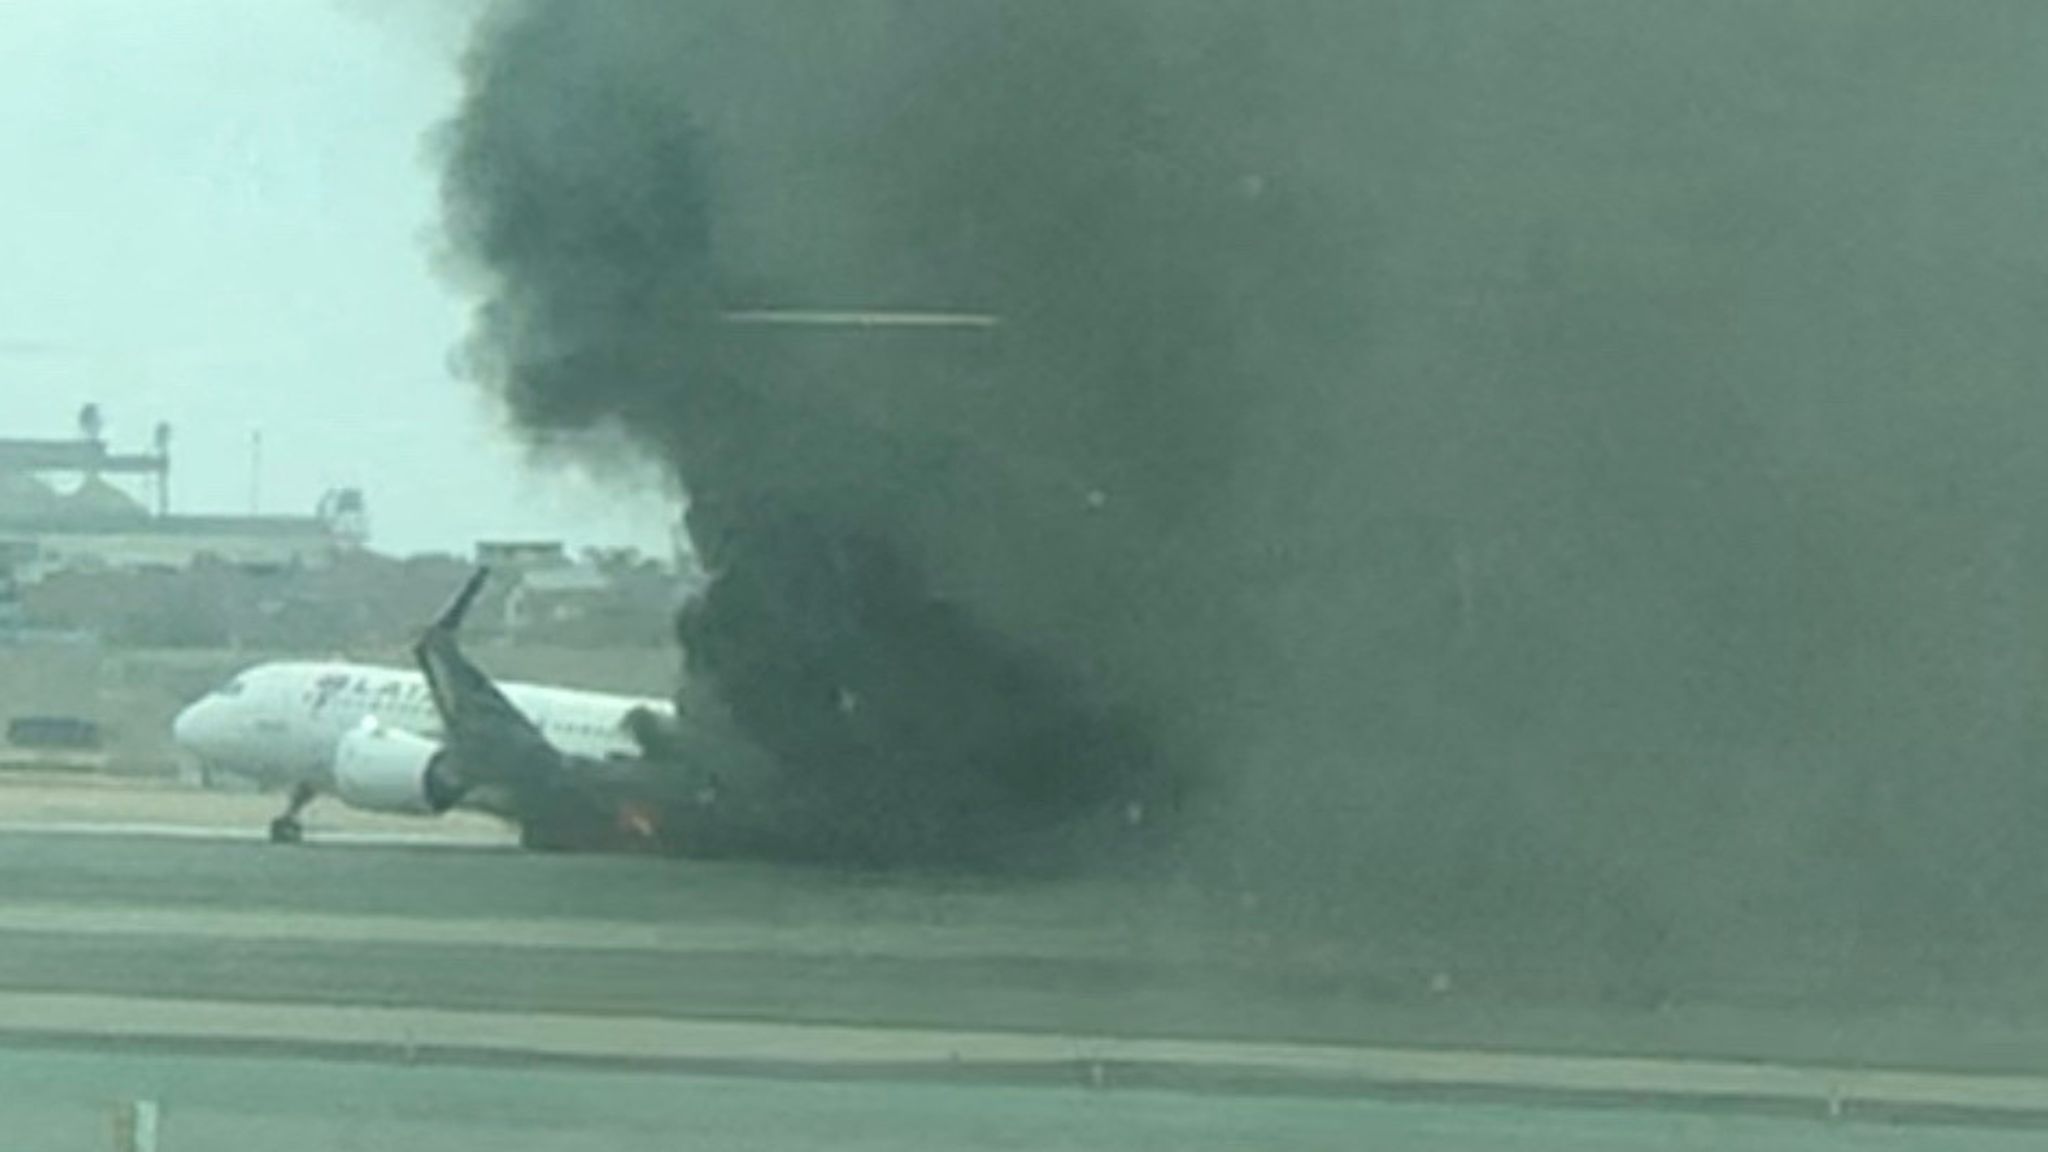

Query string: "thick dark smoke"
[[439, 0, 1226, 867], [444, 2, 2048, 991]]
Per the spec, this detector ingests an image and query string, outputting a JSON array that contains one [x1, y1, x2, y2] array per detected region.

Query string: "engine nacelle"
[[333, 723, 466, 815], [624, 705, 687, 761]]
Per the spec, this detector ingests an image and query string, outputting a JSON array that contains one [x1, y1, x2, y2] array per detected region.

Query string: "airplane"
[[171, 569, 707, 852]]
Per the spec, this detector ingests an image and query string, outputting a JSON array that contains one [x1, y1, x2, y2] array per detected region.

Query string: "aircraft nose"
[[172, 700, 214, 753]]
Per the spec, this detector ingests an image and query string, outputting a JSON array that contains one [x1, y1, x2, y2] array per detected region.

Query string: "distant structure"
[[0, 404, 367, 580], [504, 563, 616, 636], [0, 540, 27, 638], [473, 541, 576, 636], [472, 540, 685, 642], [474, 540, 569, 572]]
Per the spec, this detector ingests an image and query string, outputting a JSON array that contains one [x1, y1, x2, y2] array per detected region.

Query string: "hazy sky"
[[0, 0, 679, 556]]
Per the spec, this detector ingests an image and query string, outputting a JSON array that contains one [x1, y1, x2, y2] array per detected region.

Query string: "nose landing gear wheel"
[[267, 781, 317, 844]]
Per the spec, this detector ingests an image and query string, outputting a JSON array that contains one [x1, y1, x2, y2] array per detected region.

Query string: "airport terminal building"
[[0, 420, 365, 586]]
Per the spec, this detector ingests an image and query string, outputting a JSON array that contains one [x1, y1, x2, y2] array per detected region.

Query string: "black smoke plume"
[[444, 2, 2048, 993], [438, 0, 1229, 867]]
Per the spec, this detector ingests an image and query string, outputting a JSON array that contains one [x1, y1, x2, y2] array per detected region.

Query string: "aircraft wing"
[[413, 569, 559, 789], [413, 569, 677, 848], [412, 569, 797, 854]]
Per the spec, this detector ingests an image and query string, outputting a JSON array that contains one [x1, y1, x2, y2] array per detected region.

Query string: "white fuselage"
[[172, 660, 670, 799]]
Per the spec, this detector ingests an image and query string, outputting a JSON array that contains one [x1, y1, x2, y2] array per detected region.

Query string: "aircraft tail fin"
[[414, 569, 555, 776], [428, 567, 491, 635]]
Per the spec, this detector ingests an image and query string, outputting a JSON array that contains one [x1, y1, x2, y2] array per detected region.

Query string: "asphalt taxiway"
[[6, 778, 2048, 1148], [24, 1047, 2048, 1152]]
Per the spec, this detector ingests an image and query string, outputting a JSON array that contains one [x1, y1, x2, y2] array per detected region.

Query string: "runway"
[[22, 1048, 2048, 1152], [4, 780, 2048, 1147]]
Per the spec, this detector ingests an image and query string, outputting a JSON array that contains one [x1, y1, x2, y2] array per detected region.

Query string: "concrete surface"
[[21, 1048, 2045, 1152], [17, 990, 2048, 1123], [2, 781, 2048, 1146]]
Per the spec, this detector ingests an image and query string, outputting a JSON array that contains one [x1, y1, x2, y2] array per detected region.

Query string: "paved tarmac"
[[5, 784, 2048, 1146], [23, 1047, 2048, 1152], [1, 822, 2047, 1075]]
